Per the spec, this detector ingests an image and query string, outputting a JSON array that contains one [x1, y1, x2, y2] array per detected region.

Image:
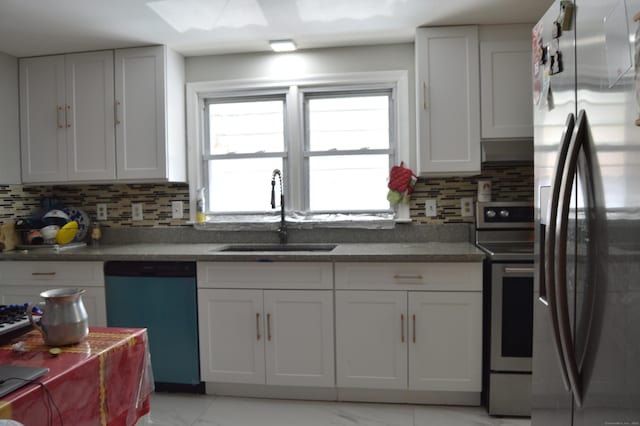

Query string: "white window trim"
[[186, 70, 411, 226]]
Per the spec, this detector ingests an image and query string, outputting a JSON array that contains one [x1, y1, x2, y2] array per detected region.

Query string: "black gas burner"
[[0, 304, 34, 343]]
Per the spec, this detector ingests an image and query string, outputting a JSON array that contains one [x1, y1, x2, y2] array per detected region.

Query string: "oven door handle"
[[503, 266, 534, 275], [555, 110, 587, 408], [544, 112, 575, 393]]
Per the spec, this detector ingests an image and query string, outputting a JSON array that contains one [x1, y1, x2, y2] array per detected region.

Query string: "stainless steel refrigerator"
[[533, 0, 640, 425]]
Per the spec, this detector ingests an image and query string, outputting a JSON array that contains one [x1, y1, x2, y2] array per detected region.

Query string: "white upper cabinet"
[[115, 46, 186, 182], [0, 51, 21, 185], [65, 52, 116, 181], [18, 45, 186, 184], [415, 26, 481, 176], [20, 51, 116, 183], [480, 25, 533, 139]]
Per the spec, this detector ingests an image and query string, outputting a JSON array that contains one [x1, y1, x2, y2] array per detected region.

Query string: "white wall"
[[0, 51, 20, 184], [185, 43, 416, 163]]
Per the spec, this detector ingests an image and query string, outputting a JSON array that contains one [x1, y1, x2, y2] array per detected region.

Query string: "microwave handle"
[[543, 112, 575, 393], [555, 110, 587, 407]]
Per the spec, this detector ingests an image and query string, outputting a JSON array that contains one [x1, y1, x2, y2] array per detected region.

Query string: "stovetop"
[[475, 241, 534, 261], [475, 201, 534, 262]]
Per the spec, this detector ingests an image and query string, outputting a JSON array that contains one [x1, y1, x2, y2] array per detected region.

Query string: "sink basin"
[[215, 244, 337, 253]]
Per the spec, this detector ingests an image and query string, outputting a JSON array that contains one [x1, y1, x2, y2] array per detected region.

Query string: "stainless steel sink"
[[215, 244, 337, 252]]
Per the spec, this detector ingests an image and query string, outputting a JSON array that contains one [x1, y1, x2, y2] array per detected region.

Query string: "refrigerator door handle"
[[555, 109, 587, 407], [543, 112, 575, 392]]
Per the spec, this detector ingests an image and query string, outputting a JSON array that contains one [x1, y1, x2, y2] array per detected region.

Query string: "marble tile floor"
[[136, 392, 532, 426]]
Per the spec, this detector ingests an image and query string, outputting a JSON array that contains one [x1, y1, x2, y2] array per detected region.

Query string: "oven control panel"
[[476, 202, 534, 229]]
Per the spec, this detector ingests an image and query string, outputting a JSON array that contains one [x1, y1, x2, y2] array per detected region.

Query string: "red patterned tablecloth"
[[0, 327, 152, 426]]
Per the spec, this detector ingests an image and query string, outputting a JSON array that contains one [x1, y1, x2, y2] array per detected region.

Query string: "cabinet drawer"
[[335, 262, 481, 291], [197, 262, 333, 289], [0, 261, 104, 287]]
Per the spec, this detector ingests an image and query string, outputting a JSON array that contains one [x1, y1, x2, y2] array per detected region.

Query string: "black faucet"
[[271, 169, 287, 244]]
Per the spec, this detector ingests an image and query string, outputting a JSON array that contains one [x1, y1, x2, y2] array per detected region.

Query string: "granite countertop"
[[0, 242, 485, 262]]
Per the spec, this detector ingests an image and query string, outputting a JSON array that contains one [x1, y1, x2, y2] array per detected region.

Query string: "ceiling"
[[0, 0, 553, 58]]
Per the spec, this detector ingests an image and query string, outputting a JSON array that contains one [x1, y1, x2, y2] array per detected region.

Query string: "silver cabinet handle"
[[393, 274, 423, 280], [31, 272, 56, 276], [65, 104, 71, 128], [401, 314, 405, 343], [422, 81, 428, 109], [543, 112, 575, 393], [256, 313, 261, 341], [56, 105, 64, 129], [555, 110, 587, 407], [412, 315, 416, 343], [267, 313, 272, 342], [115, 100, 121, 125]]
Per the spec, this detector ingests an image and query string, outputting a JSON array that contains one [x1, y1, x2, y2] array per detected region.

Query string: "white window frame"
[[186, 71, 411, 226]]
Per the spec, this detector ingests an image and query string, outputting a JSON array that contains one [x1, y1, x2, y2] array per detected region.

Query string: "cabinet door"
[[408, 291, 482, 391], [480, 38, 533, 139], [0, 52, 21, 184], [336, 291, 407, 389], [19, 55, 67, 183], [0, 286, 106, 327], [197, 289, 265, 384], [415, 26, 480, 176], [65, 51, 116, 181], [263, 290, 334, 387], [114, 46, 167, 180]]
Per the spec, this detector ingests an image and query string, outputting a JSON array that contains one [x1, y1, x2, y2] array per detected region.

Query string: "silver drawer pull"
[[504, 267, 534, 274], [393, 274, 423, 280], [256, 313, 261, 341], [31, 272, 56, 276], [412, 314, 416, 343]]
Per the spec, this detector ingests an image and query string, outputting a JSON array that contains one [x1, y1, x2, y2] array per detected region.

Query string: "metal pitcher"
[[28, 288, 89, 346]]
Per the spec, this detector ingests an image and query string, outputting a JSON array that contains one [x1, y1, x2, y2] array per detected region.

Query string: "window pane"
[[308, 95, 389, 151], [208, 100, 285, 154], [309, 155, 390, 211], [208, 158, 283, 213]]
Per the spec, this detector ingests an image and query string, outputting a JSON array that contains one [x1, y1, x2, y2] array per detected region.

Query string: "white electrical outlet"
[[96, 204, 107, 221], [132, 203, 144, 221], [171, 201, 184, 219], [461, 197, 474, 217], [424, 199, 437, 217]]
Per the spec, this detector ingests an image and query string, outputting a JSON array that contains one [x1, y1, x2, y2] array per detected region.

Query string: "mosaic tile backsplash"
[[0, 163, 532, 228]]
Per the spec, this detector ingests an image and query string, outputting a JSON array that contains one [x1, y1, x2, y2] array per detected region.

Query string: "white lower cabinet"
[[0, 261, 107, 327], [1, 285, 107, 328], [197, 262, 335, 388], [408, 291, 482, 392], [336, 291, 407, 389], [335, 262, 482, 393]]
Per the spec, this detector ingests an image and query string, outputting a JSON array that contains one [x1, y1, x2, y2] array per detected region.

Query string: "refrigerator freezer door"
[[573, 0, 640, 424]]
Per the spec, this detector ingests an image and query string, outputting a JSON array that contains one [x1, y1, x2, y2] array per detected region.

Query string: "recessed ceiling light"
[[269, 39, 297, 52]]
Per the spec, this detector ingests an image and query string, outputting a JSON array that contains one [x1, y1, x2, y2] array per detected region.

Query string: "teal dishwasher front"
[[104, 261, 201, 392]]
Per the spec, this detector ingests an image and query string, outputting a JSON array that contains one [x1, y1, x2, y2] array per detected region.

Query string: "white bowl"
[[40, 225, 60, 242]]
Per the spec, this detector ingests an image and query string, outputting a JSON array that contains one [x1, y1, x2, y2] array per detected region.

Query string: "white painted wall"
[[0, 51, 20, 184], [185, 43, 416, 165]]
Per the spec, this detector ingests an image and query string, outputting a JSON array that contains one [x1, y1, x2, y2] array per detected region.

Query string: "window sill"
[[192, 212, 399, 231]]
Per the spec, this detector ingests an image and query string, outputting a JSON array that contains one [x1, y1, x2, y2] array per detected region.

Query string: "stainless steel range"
[[475, 201, 534, 417]]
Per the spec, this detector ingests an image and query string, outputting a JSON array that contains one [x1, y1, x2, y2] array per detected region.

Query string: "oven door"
[[490, 262, 534, 372]]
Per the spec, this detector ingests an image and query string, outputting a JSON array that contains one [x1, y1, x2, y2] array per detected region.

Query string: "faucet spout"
[[271, 169, 287, 244]]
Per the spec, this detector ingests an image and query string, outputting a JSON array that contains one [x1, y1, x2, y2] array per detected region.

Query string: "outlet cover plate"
[[424, 199, 437, 217], [171, 201, 184, 219], [96, 204, 107, 221], [461, 197, 474, 217], [132, 203, 143, 221]]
